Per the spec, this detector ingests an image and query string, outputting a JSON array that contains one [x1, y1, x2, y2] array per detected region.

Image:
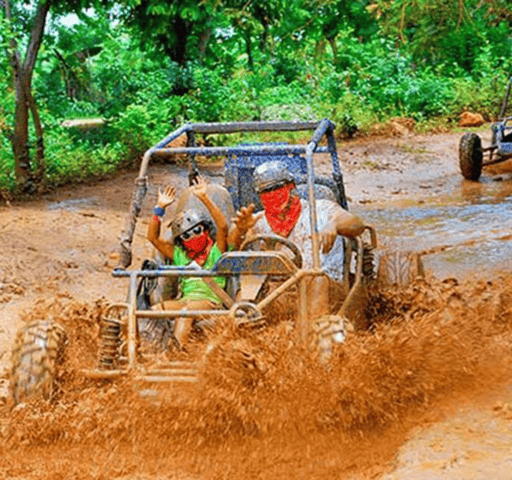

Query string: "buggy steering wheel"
[[240, 234, 303, 269]]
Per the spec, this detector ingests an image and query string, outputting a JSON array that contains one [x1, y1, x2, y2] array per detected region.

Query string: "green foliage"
[[118, 0, 220, 65], [0, 139, 16, 191], [2, 0, 512, 192], [369, 0, 512, 72], [108, 97, 185, 160], [42, 128, 120, 185]]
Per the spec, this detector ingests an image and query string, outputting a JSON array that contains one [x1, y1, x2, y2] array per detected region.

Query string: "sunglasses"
[[180, 224, 205, 241]]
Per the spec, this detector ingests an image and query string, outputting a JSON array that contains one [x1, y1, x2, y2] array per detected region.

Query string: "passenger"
[[228, 160, 365, 319], [147, 176, 228, 348]]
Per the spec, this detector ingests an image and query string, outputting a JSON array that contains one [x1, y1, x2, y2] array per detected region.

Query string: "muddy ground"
[[1, 127, 512, 479]]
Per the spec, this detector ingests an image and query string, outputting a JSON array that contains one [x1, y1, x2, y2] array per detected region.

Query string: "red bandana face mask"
[[182, 230, 213, 265], [260, 184, 302, 237]]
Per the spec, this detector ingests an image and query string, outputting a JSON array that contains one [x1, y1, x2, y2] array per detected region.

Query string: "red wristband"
[[153, 215, 162, 222]]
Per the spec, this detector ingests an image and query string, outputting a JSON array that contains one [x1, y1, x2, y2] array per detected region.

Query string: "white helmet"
[[254, 161, 294, 193], [171, 208, 210, 241]]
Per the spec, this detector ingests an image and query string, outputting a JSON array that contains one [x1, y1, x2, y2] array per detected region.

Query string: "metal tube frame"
[[102, 266, 325, 375], [107, 119, 353, 381], [119, 119, 342, 269]]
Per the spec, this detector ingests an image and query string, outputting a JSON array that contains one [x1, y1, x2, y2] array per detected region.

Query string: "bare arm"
[[148, 217, 175, 259], [192, 177, 228, 252], [334, 210, 365, 238], [319, 207, 365, 254], [147, 185, 176, 259]]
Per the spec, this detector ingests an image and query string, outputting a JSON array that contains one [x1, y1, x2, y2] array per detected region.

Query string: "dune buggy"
[[459, 75, 512, 181], [10, 119, 422, 403]]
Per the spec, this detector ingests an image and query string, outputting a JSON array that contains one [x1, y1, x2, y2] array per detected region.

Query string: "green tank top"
[[173, 244, 226, 304]]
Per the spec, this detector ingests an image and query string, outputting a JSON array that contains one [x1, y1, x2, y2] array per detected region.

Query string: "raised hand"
[[157, 185, 176, 209], [190, 175, 208, 200], [233, 204, 262, 234]]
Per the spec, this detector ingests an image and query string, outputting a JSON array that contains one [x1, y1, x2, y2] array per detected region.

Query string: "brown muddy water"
[[2, 147, 512, 479], [354, 179, 512, 280]]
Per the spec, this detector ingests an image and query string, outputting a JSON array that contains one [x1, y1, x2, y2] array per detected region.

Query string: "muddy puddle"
[[354, 179, 512, 280], [47, 196, 101, 211], [2, 135, 512, 479]]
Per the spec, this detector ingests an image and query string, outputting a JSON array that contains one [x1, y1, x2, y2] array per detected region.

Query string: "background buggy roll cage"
[[117, 119, 346, 269]]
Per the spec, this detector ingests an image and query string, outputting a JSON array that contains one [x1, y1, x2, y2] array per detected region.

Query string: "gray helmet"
[[253, 161, 294, 193], [171, 208, 210, 240]]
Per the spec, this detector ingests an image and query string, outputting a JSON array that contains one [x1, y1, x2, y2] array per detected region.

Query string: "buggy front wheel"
[[459, 132, 483, 181], [10, 319, 67, 404]]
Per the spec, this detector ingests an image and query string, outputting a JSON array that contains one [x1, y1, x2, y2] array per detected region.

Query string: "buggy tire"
[[459, 132, 483, 181], [10, 320, 67, 404], [362, 242, 376, 283], [309, 314, 347, 364], [377, 251, 424, 287]]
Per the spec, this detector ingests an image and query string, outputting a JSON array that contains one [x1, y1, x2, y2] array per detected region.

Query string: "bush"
[[4, 14, 512, 193]]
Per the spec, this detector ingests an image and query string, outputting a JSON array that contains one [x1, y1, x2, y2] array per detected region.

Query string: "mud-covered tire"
[[377, 251, 425, 287], [362, 242, 376, 283], [459, 132, 483, 181], [309, 315, 347, 364], [10, 320, 67, 404]]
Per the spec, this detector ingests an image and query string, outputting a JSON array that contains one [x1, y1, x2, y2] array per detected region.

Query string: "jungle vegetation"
[[1, 0, 511, 195]]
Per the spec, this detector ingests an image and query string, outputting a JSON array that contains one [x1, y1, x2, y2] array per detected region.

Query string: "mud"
[[1, 129, 512, 479]]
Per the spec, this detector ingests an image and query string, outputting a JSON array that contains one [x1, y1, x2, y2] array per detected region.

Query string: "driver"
[[228, 160, 365, 319], [147, 176, 228, 349]]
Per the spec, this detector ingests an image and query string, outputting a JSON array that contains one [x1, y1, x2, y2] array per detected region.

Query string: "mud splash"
[[1, 275, 512, 479]]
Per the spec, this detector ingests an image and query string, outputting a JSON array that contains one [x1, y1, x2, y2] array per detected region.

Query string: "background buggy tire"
[[377, 251, 424, 287], [10, 320, 67, 404], [459, 132, 483, 181], [309, 315, 347, 364]]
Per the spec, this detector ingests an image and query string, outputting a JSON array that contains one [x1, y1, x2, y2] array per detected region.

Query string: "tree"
[[287, 0, 376, 66], [118, 0, 291, 71], [223, 0, 286, 69], [119, 0, 220, 66], [1, 0, 115, 191], [368, 0, 512, 70], [2, 0, 50, 187]]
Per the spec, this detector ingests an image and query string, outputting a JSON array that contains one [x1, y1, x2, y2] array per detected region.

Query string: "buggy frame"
[[85, 119, 376, 382]]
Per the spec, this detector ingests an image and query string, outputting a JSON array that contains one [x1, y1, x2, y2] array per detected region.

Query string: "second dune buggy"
[[459, 75, 512, 181]]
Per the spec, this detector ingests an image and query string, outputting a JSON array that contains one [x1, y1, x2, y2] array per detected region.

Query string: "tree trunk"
[[315, 40, 326, 59], [244, 30, 254, 70], [198, 26, 212, 64], [11, 69, 31, 183], [167, 16, 191, 65], [4, 0, 50, 189], [327, 36, 339, 66], [256, 12, 269, 52], [28, 91, 45, 183]]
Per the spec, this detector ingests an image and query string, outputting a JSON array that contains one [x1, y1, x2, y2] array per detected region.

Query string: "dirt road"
[[1, 128, 512, 479]]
